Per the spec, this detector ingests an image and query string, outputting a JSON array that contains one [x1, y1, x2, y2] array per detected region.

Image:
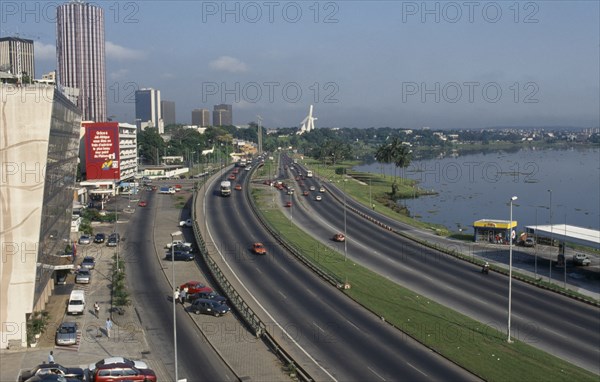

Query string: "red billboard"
[[84, 122, 120, 180]]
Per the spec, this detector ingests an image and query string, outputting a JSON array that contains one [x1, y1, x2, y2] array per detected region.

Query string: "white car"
[[309, 186, 316, 191], [89, 357, 149, 373], [179, 219, 193, 227], [319, 187, 325, 193], [315, 195, 322, 201]]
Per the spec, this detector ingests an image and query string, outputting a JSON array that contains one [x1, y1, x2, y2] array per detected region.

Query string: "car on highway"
[[190, 299, 231, 317], [252, 242, 267, 255], [235, 184, 242, 191], [138, 201, 147, 207], [20, 364, 85, 382], [88, 357, 149, 374], [180, 281, 213, 295], [80, 256, 96, 270], [165, 250, 195, 261], [78, 235, 91, 245], [93, 233, 106, 244], [333, 233, 345, 242], [55, 322, 78, 346], [303, 190, 309, 196], [91, 363, 157, 382], [573, 253, 591, 266], [228, 174, 236, 180], [285, 201, 292, 207], [315, 195, 322, 201], [309, 185, 316, 191], [75, 269, 91, 284]]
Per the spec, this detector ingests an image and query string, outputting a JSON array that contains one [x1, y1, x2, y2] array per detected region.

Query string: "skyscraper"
[[0, 37, 35, 80], [135, 88, 162, 132], [56, 1, 107, 122], [161, 100, 176, 126], [213, 104, 232, 126], [192, 108, 210, 127]]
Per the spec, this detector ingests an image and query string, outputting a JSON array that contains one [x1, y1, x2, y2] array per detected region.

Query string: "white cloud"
[[209, 56, 248, 73], [105, 41, 144, 61], [34, 41, 56, 61]]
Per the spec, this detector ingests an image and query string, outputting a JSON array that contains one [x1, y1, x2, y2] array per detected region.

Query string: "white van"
[[67, 290, 86, 315]]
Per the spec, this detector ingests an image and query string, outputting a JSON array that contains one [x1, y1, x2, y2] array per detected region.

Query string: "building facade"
[[0, 37, 35, 80], [213, 104, 232, 126], [56, 1, 107, 122], [192, 108, 211, 127], [0, 84, 81, 349], [161, 100, 176, 126], [135, 88, 162, 133]]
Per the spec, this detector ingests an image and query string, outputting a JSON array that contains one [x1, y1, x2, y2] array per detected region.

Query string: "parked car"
[[88, 357, 148, 374], [252, 242, 267, 255], [78, 235, 91, 245], [180, 281, 213, 295], [55, 322, 78, 346], [573, 253, 591, 266], [165, 251, 194, 261], [93, 233, 106, 244], [20, 364, 84, 382], [23, 374, 80, 382], [523, 237, 536, 247], [179, 219, 193, 227], [80, 256, 96, 270], [75, 269, 91, 284], [92, 363, 156, 382], [166, 240, 192, 250], [188, 291, 227, 305], [107, 233, 120, 247], [190, 299, 231, 317]]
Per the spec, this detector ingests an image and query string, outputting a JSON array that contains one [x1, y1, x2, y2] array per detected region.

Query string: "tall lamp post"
[[548, 189, 553, 282], [170, 230, 182, 382], [343, 178, 348, 261], [507, 196, 517, 343]]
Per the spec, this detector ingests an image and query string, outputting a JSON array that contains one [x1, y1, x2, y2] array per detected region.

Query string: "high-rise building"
[[192, 108, 211, 127], [161, 100, 176, 126], [56, 1, 107, 122], [0, 84, 81, 349], [135, 88, 162, 133], [213, 104, 232, 126], [0, 36, 35, 80]]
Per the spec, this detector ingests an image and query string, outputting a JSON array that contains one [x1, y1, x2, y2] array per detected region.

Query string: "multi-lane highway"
[[202, 164, 477, 381], [283, 157, 600, 374]]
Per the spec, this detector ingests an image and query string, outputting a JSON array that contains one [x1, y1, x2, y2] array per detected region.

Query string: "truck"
[[159, 186, 176, 194], [220, 181, 232, 196], [67, 290, 85, 315]]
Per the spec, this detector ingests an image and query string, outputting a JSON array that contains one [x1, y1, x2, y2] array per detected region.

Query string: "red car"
[[93, 363, 157, 381], [303, 190, 309, 196], [235, 184, 242, 191], [228, 174, 236, 180], [138, 201, 147, 207], [285, 201, 292, 207], [252, 242, 267, 255], [180, 281, 213, 295]]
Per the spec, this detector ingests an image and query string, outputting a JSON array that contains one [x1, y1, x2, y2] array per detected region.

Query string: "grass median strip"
[[253, 187, 597, 382]]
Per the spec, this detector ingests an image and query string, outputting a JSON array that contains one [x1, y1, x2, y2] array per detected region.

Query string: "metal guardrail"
[[191, 172, 314, 382]]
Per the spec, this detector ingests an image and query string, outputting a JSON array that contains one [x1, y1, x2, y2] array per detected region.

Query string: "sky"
[[2, 1, 599, 129]]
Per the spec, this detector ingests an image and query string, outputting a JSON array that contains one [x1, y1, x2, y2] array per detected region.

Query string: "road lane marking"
[[367, 366, 386, 381], [406, 361, 428, 377]]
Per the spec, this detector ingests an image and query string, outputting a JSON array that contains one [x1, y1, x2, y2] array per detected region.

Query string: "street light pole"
[[548, 189, 553, 283], [344, 178, 347, 261], [507, 196, 517, 343], [170, 230, 182, 382]]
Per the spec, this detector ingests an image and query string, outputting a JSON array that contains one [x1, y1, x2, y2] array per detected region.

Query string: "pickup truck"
[[572, 253, 591, 266], [166, 240, 193, 250]]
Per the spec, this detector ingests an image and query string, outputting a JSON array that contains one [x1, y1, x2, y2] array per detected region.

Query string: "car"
[[319, 187, 325, 193], [523, 237, 535, 247], [172, 243, 194, 252], [252, 242, 267, 255], [80, 256, 96, 270], [88, 357, 149, 374], [138, 201, 147, 207], [92, 363, 156, 382], [287, 189, 294, 195], [315, 195, 322, 201], [303, 190, 309, 196], [228, 174, 236, 180], [235, 184, 242, 191], [55, 322, 78, 346], [333, 233, 345, 242], [573, 253, 591, 266], [78, 235, 91, 245], [188, 291, 227, 305], [165, 251, 195, 261], [180, 281, 213, 295], [309, 185, 316, 191], [190, 298, 231, 317], [179, 219, 193, 227], [285, 201, 292, 207], [166, 240, 192, 250], [75, 269, 91, 284], [106, 233, 120, 247], [245, 166, 252, 171], [20, 364, 85, 382], [93, 233, 106, 243], [23, 375, 81, 382]]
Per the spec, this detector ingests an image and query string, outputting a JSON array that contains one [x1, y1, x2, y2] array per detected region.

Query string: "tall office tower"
[[213, 104, 232, 126], [135, 88, 162, 132], [0, 36, 35, 80], [192, 108, 211, 127], [56, 1, 107, 122], [161, 100, 176, 126]]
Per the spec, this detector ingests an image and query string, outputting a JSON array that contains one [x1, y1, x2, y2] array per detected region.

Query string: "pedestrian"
[[174, 288, 180, 304], [94, 302, 100, 318], [105, 318, 113, 338], [180, 288, 187, 304], [48, 350, 54, 363]]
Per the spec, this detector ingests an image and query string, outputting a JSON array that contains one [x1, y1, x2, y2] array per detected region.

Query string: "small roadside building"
[[473, 219, 517, 244]]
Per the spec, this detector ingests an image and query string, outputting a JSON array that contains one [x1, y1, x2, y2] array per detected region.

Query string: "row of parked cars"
[[179, 281, 231, 317], [20, 357, 156, 382], [79, 232, 120, 247]]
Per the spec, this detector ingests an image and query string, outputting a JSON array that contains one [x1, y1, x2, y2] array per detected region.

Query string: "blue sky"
[[2, 1, 599, 129]]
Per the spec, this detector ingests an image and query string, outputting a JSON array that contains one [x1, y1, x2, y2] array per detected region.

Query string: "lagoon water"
[[354, 147, 600, 233]]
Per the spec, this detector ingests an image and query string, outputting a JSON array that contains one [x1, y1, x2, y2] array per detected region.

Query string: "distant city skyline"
[[2, 1, 598, 129]]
